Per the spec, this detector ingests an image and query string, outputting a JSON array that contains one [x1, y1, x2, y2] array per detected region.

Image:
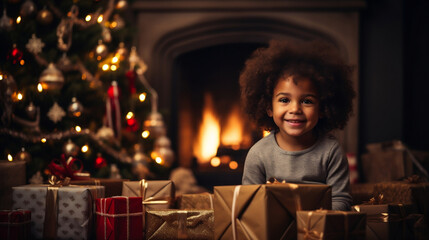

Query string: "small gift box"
[[352, 203, 421, 240], [122, 180, 175, 210], [177, 193, 214, 210], [12, 179, 105, 239], [296, 210, 366, 240], [96, 196, 143, 240], [71, 178, 129, 197], [214, 183, 332, 240], [0, 161, 26, 209], [146, 209, 214, 240], [0, 210, 31, 240]]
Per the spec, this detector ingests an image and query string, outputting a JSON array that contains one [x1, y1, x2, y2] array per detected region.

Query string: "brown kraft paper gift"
[[214, 183, 332, 240]]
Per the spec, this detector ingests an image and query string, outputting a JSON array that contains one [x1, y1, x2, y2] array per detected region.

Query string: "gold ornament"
[[68, 97, 83, 117], [63, 139, 79, 157], [39, 63, 64, 90], [14, 147, 31, 163], [95, 39, 108, 60], [37, 8, 53, 25]]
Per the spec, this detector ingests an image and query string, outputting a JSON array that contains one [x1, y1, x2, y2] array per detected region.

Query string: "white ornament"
[[26, 34, 45, 54], [47, 102, 66, 123]]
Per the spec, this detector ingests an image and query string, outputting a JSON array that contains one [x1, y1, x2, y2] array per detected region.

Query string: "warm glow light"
[[85, 15, 92, 22], [221, 105, 250, 150], [126, 112, 134, 119], [193, 94, 220, 163], [210, 157, 221, 167], [37, 83, 43, 92], [155, 157, 163, 164], [102, 64, 109, 71], [229, 161, 238, 170], [139, 93, 146, 102], [110, 21, 117, 29], [41, 138, 47, 143], [7, 154, 13, 161], [75, 126, 82, 132], [81, 145, 89, 153], [263, 130, 271, 137], [0, 75, 3, 80], [20, 60, 25, 65], [110, 65, 117, 71], [82, 74, 87, 80], [141, 130, 150, 138], [97, 15, 104, 23], [16, 16, 21, 24], [17, 92, 23, 101], [111, 56, 119, 63]]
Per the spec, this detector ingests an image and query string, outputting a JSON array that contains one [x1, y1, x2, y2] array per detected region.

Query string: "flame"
[[193, 94, 220, 163], [221, 105, 245, 150]]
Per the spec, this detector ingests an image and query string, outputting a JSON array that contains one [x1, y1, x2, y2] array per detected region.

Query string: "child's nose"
[[289, 101, 302, 113]]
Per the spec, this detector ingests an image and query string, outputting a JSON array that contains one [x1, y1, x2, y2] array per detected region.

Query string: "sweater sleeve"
[[326, 142, 353, 211], [242, 147, 266, 185]]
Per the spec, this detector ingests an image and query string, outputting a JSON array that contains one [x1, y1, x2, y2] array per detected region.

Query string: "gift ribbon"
[[48, 154, 88, 180], [0, 210, 31, 240], [177, 210, 188, 239], [231, 185, 241, 240]]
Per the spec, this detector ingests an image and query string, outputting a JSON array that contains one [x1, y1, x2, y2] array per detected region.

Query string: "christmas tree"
[[0, 0, 173, 182]]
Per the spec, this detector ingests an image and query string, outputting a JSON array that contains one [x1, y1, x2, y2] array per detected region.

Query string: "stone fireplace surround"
[[132, 0, 365, 168]]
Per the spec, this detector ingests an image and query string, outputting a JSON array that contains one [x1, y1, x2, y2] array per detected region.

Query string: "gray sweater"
[[242, 133, 352, 211]]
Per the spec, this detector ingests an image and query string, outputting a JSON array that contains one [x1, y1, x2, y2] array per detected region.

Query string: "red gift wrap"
[[0, 209, 31, 240], [96, 197, 143, 240]]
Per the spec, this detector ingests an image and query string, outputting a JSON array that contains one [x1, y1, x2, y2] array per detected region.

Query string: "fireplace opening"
[[172, 42, 266, 190]]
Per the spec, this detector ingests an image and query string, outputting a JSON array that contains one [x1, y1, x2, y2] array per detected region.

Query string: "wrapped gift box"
[[350, 183, 377, 205], [296, 210, 366, 240], [177, 193, 214, 210], [122, 180, 175, 209], [146, 209, 214, 240], [0, 161, 26, 209], [213, 183, 332, 240], [0, 209, 31, 240], [12, 184, 104, 239], [373, 181, 429, 217], [96, 196, 143, 240], [352, 204, 421, 240], [71, 178, 128, 197]]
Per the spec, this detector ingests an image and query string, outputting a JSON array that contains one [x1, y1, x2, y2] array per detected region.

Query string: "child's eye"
[[279, 98, 290, 103], [302, 99, 314, 104]]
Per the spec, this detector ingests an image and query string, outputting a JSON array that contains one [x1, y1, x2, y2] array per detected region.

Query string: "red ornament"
[[7, 45, 23, 64], [126, 116, 139, 132], [95, 154, 107, 169], [125, 70, 136, 94]]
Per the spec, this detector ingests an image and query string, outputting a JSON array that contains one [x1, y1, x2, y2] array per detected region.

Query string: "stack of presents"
[[1, 140, 428, 239]]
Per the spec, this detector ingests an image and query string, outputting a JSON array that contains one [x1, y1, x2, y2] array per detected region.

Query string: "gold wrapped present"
[[296, 210, 366, 240], [352, 203, 421, 240], [122, 180, 175, 209], [146, 209, 214, 240], [177, 193, 214, 210], [214, 183, 332, 240]]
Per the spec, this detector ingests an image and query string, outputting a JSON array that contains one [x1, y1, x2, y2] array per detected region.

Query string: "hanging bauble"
[[63, 139, 79, 157], [116, 42, 128, 61], [20, 0, 37, 17], [152, 135, 174, 167], [25, 102, 37, 119], [7, 45, 23, 65], [68, 97, 83, 117], [26, 34, 44, 54], [126, 114, 138, 132], [36, 7, 53, 25], [96, 125, 115, 142], [143, 112, 166, 138], [47, 102, 66, 123], [95, 39, 108, 60], [0, 9, 13, 31], [94, 153, 107, 169], [39, 63, 64, 90], [14, 147, 31, 163], [133, 144, 149, 164]]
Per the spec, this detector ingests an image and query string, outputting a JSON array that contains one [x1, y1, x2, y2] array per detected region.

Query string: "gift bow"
[[48, 154, 89, 180]]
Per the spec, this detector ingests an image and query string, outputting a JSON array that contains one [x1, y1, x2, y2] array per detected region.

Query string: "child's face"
[[267, 76, 320, 143]]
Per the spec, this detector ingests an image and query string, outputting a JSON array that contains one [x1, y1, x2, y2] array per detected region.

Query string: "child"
[[240, 40, 355, 211]]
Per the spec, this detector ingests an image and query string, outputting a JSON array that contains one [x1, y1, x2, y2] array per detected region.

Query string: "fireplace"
[[132, 0, 365, 188]]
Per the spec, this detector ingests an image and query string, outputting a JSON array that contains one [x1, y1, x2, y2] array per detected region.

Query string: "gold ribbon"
[[177, 210, 188, 239]]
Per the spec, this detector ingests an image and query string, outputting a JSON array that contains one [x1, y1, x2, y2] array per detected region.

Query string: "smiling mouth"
[[286, 120, 305, 123]]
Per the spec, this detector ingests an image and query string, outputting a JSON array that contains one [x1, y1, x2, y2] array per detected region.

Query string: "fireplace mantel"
[[132, 0, 366, 164]]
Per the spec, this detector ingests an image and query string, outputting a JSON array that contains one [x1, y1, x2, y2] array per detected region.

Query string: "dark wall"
[[359, 0, 429, 151]]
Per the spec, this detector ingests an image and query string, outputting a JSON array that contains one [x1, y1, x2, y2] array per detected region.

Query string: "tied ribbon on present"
[[140, 180, 173, 232], [363, 193, 386, 205], [48, 154, 90, 180]]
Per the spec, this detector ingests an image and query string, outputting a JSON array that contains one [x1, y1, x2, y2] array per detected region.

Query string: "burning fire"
[[193, 93, 252, 165]]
